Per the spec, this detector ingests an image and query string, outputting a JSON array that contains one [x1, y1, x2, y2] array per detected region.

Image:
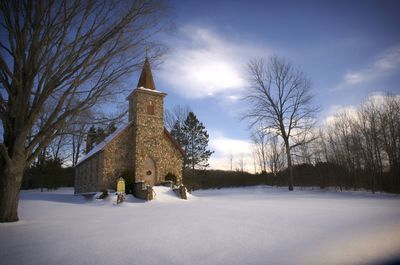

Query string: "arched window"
[[147, 100, 154, 115]]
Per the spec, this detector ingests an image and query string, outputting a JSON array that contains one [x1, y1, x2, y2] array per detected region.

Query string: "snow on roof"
[[137, 86, 166, 94], [76, 123, 131, 166]]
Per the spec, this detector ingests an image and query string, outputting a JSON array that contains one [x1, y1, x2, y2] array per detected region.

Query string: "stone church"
[[74, 57, 185, 194]]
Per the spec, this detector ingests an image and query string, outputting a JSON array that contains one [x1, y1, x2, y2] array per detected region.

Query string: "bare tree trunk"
[[284, 140, 294, 191], [0, 158, 25, 222]]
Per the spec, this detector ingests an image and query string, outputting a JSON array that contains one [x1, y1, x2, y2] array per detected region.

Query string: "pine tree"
[[107, 122, 117, 135], [171, 121, 187, 147], [181, 112, 214, 174], [96, 127, 106, 143], [85, 126, 97, 153]]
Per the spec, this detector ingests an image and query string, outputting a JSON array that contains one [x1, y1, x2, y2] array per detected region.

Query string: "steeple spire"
[[137, 55, 156, 90]]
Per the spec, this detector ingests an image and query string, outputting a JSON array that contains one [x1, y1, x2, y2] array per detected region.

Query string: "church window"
[[147, 100, 154, 115]]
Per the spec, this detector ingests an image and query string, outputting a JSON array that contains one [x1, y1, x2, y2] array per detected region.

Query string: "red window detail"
[[147, 101, 154, 115]]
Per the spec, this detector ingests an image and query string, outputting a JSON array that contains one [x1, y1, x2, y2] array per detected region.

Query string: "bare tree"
[[238, 153, 245, 172], [0, 0, 170, 222], [229, 153, 233, 171], [267, 134, 285, 176], [251, 126, 268, 172], [319, 94, 400, 192], [244, 56, 318, 190], [378, 95, 400, 181], [164, 105, 192, 131], [69, 110, 95, 166], [48, 134, 69, 163]]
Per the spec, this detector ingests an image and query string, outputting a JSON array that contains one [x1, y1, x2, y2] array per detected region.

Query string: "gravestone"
[[117, 177, 125, 204], [117, 177, 125, 193]]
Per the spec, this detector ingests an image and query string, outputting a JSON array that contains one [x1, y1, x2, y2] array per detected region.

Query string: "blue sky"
[[132, 0, 400, 171]]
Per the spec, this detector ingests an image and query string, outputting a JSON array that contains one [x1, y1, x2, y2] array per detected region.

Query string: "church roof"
[[137, 57, 156, 90], [76, 123, 131, 166], [76, 124, 185, 166]]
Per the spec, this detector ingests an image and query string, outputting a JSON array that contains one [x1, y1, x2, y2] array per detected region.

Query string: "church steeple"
[[137, 56, 156, 90]]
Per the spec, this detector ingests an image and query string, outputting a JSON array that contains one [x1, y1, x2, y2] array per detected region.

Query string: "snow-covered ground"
[[1, 186, 400, 265]]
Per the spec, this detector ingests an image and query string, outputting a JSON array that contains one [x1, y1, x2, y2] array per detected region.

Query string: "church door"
[[143, 158, 156, 186]]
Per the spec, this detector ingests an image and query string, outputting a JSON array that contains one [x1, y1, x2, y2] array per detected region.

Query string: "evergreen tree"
[[86, 126, 97, 153], [181, 112, 214, 174], [96, 127, 106, 143], [170, 121, 187, 146], [107, 122, 117, 135]]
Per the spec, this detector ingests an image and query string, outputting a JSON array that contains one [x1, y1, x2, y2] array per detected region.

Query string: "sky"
[[131, 0, 400, 171]]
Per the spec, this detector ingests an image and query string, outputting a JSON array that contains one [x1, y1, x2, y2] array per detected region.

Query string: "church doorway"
[[143, 158, 156, 186]]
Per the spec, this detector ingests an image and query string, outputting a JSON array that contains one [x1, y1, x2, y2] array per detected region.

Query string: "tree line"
[[244, 55, 399, 193], [250, 93, 400, 193]]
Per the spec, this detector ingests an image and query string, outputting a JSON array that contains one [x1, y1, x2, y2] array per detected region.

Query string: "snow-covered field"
[[1, 186, 400, 265]]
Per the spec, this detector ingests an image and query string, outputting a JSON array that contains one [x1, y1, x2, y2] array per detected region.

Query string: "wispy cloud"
[[208, 131, 255, 172], [336, 45, 400, 90], [323, 105, 358, 126], [158, 25, 268, 99], [323, 92, 400, 125]]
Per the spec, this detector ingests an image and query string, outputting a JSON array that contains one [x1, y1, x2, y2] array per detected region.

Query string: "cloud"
[[158, 25, 268, 99], [323, 105, 358, 126], [336, 45, 400, 89], [208, 131, 256, 172], [344, 72, 365, 84], [374, 46, 400, 71], [322, 92, 400, 126]]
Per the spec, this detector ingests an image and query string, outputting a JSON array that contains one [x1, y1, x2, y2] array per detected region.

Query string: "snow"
[[1, 186, 400, 265], [137, 86, 166, 94]]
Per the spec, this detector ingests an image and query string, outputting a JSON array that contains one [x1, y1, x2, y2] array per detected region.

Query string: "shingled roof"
[[137, 57, 156, 90]]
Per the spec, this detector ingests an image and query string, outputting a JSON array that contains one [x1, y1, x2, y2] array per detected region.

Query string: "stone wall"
[[131, 89, 166, 184], [102, 123, 135, 189], [129, 88, 183, 185], [74, 151, 104, 194], [159, 132, 183, 183]]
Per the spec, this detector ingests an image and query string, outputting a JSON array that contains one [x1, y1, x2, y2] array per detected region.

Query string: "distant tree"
[[170, 121, 187, 147], [238, 153, 245, 172], [321, 94, 400, 193], [0, 0, 170, 222], [251, 127, 268, 172], [244, 56, 318, 190], [229, 153, 234, 171], [267, 134, 285, 176], [70, 111, 95, 165], [107, 122, 117, 135], [85, 126, 97, 154], [165, 105, 192, 131], [179, 112, 214, 174], [96, 128, 106, 144]]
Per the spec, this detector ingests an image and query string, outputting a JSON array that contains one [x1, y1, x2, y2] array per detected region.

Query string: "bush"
[[181, 163, 400, 194], [22, 158, 74, 190], [183, 169, 267, 191], [98, 189, 108, 199], [165, 173, 177, 185]]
